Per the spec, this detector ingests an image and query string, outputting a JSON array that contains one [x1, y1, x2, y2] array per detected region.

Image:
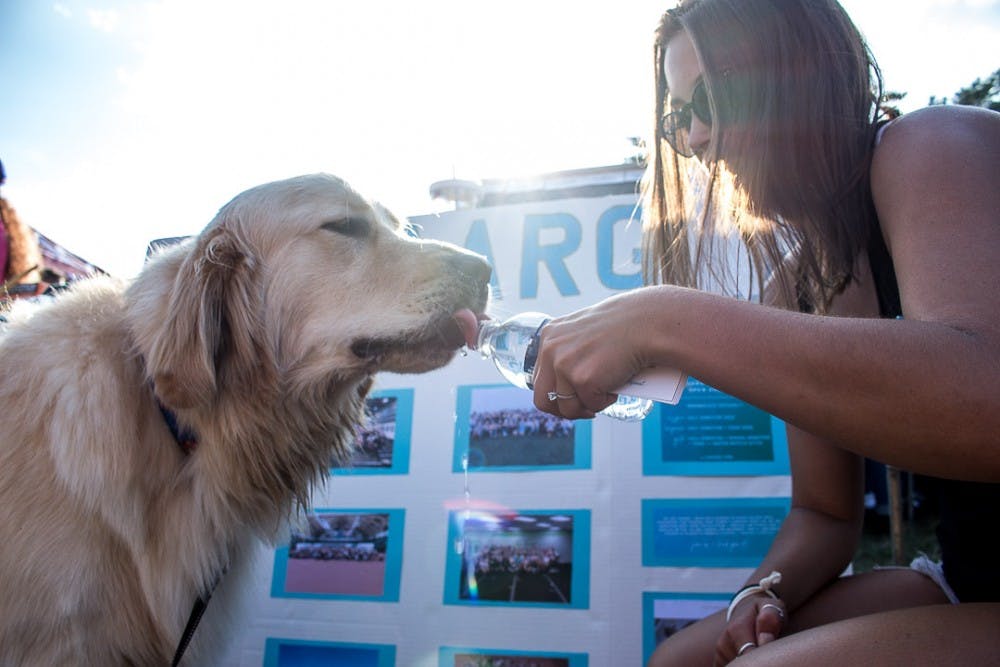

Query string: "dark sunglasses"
[[660, 79, 712, 157]]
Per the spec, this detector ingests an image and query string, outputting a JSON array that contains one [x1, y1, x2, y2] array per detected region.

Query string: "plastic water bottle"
[[475, 311, 687, 422]]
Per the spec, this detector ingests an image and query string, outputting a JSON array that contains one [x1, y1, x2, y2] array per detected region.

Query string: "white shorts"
[[908, 555, 960, 604], [876, 555, 961, 604]]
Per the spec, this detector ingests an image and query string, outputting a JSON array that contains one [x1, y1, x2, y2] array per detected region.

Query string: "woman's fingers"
[[714, 597, 787, 664], [756, 601, 786, 645], [531, 328, 592, 418], [530, 310, 635, 419]]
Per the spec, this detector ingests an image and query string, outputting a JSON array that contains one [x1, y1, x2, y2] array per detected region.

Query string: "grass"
[[853, 508, 941, 573]]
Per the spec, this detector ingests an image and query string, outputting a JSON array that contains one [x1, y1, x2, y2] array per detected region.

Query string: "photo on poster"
[[440, 646, 588, 667], [642, 378, 790, 476], [263, 638, 395, 667], [443, 508, 590, 609], [332, 389, 413, 475], [641, 592, 729, 664], [271, 509, 404, 601], [453, 384, 592, 472], [642, 497, 790, 567]]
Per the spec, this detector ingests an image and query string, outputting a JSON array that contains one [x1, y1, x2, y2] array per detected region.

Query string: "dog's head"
[[128, 173, 491, 412]]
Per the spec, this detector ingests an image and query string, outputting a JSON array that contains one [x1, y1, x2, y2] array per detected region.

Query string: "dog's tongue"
[[453, 309, 481, 350]]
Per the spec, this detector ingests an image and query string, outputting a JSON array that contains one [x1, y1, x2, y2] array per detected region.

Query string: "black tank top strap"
[[867, 230, 901, 319], [866, 118, 902, 319]]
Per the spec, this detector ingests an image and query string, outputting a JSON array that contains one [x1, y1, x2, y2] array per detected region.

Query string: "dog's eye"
[[321, 217, 370, 238]]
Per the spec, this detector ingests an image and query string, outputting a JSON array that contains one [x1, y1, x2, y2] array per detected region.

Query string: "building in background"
[[430, 161, 645, 210]]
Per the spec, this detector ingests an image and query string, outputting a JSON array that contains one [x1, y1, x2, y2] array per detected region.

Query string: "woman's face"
[[663, 29, 711, 161]]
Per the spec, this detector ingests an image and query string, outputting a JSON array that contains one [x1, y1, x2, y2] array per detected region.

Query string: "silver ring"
[[547, 391, 577, 401], [737, 641, 756, 656], [760, 602, 784, 619]]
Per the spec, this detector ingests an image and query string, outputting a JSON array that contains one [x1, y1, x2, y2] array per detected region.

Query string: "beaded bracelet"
[[726, 571, 782, 621]]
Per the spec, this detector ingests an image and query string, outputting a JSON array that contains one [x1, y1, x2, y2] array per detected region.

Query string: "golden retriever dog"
[[0, 174, 491, 666]]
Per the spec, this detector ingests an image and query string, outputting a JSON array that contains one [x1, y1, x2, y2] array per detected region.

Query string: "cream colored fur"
[[0, 174, 490, 666]]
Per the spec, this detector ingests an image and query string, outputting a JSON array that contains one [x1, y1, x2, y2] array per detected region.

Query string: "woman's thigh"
[[787, 567, 950, 631], [648, 607, 726, 667], [736, 603, 1000, 666], [648, 568, 951, 667]]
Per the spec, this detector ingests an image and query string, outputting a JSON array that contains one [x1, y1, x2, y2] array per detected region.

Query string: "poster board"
[[221, 194, 791, 666]]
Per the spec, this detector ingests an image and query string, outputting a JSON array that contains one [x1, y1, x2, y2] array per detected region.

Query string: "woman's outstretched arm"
[[532, 106, 1000, 480]]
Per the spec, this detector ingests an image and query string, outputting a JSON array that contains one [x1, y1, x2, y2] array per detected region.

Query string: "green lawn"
[[853, 509, 940, 573]]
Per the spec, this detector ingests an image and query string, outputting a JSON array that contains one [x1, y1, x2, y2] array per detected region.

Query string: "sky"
[[2, 0, 998, 279]]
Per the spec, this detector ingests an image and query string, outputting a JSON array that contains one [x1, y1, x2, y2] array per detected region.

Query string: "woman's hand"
[[714, 594, 787, 665], [530, 289, 659, 419], [715, 595, 787, 665]]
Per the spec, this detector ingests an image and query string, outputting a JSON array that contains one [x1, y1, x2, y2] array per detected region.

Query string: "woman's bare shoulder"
[[882, 103, 999, 135], [873, 105, 999, 180], [870, 105, 999, 325], [871, 106, 999, 236]]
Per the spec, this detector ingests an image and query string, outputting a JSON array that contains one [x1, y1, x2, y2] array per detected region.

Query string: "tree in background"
[[929, 68, 1000, 110], [953, 68, 1000, 111], [880, 91, 907, 119]]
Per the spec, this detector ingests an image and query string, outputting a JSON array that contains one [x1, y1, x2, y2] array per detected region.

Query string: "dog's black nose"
[[454, 250, 492, 283]]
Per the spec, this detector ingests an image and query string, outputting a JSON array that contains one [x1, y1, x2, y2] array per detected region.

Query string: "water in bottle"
[[469, 311, 686, 422]]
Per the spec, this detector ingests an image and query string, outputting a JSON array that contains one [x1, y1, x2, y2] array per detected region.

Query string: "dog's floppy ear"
[[145, 224, 265, 410]]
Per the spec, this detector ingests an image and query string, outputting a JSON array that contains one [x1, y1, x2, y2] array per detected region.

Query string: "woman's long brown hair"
[[642, 0, 884, 312]]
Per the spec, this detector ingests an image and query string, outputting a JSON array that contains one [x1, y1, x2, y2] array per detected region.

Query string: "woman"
[[1, 160, 43, 292], [529, 1, 1000, 664]]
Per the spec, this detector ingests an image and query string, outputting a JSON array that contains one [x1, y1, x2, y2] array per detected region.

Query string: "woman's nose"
[[688, 116, 711, 156]]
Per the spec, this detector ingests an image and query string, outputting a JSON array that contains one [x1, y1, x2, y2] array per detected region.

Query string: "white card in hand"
[[613, 367, 687, 405]]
